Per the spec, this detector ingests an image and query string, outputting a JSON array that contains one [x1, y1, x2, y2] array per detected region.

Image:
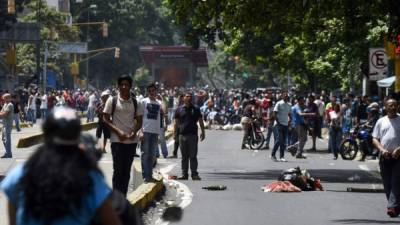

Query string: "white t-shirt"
[[40, 95, 48, 109], [88, 94, 97, 108], [103, 95, 143, 144], [28, 95, 36, 110], [141, 97, 161, 135], [273, 99, 292, 126], [372, 115, 400, 152]]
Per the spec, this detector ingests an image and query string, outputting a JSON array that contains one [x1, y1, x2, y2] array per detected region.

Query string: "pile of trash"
[[262, 167, 324, 192]]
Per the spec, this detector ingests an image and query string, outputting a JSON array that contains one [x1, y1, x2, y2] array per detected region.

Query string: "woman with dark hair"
[[1, 107, 121, 225]]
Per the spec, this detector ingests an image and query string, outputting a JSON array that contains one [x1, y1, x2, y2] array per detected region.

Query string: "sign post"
[[369, 48, 388, 81]]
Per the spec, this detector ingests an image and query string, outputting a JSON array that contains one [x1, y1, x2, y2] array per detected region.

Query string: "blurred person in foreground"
[[0, 107, 121, 225]]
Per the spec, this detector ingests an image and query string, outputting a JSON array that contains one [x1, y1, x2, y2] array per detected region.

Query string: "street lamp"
[[86, 4, 97, 89]]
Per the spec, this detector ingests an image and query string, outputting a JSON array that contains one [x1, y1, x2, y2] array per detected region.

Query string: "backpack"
[[111, 93, 138, 119]]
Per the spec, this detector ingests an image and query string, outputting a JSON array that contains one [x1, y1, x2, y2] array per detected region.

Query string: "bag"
[[278, 167, 323, 191]]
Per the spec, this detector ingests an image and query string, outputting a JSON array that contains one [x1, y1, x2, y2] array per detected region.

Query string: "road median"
[[17, 122, 98, 148]]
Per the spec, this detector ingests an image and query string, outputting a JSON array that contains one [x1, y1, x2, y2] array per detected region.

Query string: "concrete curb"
[[126, 128, 173, 210], [128, 162, 165, 211], [16, 122, 98, 148]]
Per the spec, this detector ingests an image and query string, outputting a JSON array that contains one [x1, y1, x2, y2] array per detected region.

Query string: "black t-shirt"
[[12, 101, 20, 114], [174, 104, 201, 135]]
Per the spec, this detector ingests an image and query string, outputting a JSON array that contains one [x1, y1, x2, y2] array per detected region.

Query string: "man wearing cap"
[[0, 94, 14, 158], [96, 90, 111, 153]]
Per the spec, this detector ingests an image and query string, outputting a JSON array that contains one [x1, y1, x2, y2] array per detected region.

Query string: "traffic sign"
[[369, 48, 388, 81]]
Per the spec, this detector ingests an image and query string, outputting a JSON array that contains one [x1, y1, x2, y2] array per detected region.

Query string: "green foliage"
[[164, 0, 400, 92], [16, 0, 80, 77], [71, 0, 177, 87]]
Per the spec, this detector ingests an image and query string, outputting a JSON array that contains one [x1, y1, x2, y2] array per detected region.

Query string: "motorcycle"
[[339, 123, 378, 160], [224, 106, 242, 125], [247, 117, 265, 150]]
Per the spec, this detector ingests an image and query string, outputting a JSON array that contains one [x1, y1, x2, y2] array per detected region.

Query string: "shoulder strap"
[[111, 96, 117, 118], [132, 97, 137, 117]]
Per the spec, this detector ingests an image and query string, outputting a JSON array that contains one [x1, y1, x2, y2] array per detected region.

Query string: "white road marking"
[[156, 163, 193, 225], [358, 164, 370, 171]]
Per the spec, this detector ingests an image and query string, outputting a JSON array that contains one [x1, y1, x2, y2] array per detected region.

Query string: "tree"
[[70, 0, 178, 87], [163, 0, 398, 91]]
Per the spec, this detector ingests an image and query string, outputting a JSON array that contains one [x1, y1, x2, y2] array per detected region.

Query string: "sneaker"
[[287, 145, 297, 156], [296, 154, 307, 159], [279, 158, 287, 162], [167, 155, 178, 159], [0, 154, 12, 159], [306, 147, 316, 152], [387, 207, 399, 218], [270, 155, 278, 162], [192, 175, 202, 180], [177, 176, 188, 180]]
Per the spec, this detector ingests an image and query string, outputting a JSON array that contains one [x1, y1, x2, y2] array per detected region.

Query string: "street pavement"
[[0, 125, 395, 225], [160, 129, 395, 225]]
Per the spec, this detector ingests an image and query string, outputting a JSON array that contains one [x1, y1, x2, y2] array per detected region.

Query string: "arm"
[[7, 201, 16, 225], [129, 115, 142, 139], [174, 119, 179, 137], [199, 116, 205, 141], [97, 197, 122, 225], [102, 114, 126, 141], [373, 138, 391, 159]]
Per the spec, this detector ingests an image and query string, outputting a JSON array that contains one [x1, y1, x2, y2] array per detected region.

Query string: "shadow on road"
[[205, 169, 381, 184], [331, 219, 399, 224]]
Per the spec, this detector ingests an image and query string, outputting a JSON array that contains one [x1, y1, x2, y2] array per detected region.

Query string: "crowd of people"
[[1, 80, 400, 220]]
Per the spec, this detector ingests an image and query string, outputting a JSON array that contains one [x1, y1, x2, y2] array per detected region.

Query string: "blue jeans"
[[41, 108, 48, 119], [141, 132, 159, 180], [272, 124, 288, 158], [2, 123, 12, 157], [157, 128, 168, 158], [264, 123, 274, 147], [27, 109, 36, 124], [329, 127, 342, 156], [13, 113, 20, 131], [87, 107, 95, 122]]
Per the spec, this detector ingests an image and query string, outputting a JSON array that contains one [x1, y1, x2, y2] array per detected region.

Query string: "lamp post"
[[86, 4, 97, 90]]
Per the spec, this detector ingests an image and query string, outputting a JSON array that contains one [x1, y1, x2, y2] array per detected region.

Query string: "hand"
[[117, 131, 128, 142], [128, 131, 137, 140], [382, 149, 391, 159], [200, 132, 205, 141], [138, 131, 144, 141], [392, 148, 400, 159]]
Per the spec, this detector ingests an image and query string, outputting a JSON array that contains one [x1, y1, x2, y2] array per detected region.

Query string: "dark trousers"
[[179, 134, 198, 177], [272, 124, 288, 158], [111, 142, 137, 196], [380, 157, 400, 209], [173, 133, 179, 156]]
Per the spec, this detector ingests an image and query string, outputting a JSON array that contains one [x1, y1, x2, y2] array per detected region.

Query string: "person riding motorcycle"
[[359, 102, 381, 161], [240, 99, 261, 149]]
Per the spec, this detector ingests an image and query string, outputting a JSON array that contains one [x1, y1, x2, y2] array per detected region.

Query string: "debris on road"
[[262, 167, 324, 192], [262, 181, 301, 192], [202, 185, 227, 191]]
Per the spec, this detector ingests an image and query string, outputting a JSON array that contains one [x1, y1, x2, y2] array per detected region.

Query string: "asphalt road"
[[161, 129, 397, 225]]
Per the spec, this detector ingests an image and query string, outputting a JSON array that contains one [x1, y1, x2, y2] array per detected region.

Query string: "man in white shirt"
[[87, 91, 97, 122], [40, 91, 48, 119], [270, 91, 291, 162], [372, 98, 400, 217], [103, 75, 143, 196], [139, 83, 162, 183]]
